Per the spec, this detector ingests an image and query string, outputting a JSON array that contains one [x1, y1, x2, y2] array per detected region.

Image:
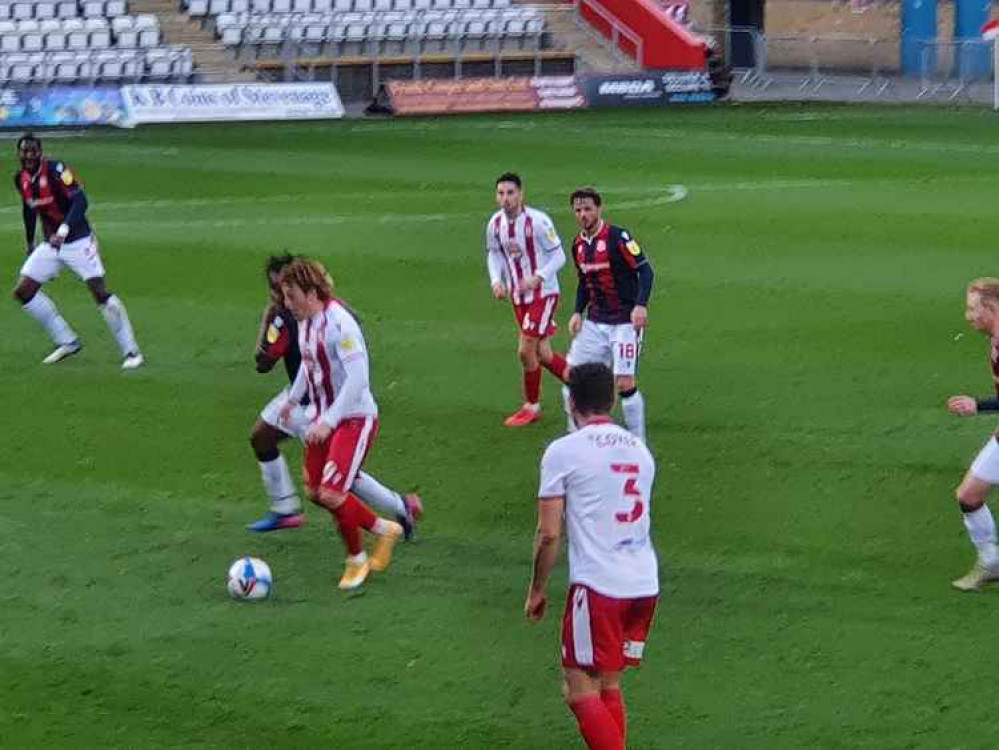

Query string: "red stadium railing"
[[575, 0, 706, 70]]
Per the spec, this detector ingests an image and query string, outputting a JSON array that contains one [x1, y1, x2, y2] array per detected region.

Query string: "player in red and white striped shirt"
[[526, 362, 659, 750], [277, 259, 403, 591], [486, 173, 571, 427]]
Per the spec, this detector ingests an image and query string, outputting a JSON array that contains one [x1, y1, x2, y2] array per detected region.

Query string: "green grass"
[[3, 104, 999, 748]]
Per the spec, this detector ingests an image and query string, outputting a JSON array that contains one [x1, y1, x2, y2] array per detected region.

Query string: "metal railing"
[[572, 0, 642, 68]]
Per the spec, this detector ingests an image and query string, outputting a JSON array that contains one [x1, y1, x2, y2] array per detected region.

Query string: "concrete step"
[[539, 7, 639, 73], [128, 0, 257, 81]]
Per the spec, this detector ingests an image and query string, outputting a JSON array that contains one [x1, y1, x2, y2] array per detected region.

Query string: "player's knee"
[[249, 426, 278, 461], [957, 485, 988, 509], [13, 281, 35, 305], [617, 378, 637, 395], [318, 488, 347, 509]]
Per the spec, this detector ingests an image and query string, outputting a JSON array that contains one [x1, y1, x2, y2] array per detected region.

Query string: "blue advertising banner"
[[0, 87, 129, 128]]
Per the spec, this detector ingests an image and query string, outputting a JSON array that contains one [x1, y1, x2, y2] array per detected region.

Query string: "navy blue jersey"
[[257, 306, 301, 383], [572, 222, 653, 325], [14, 158, 91, 243]]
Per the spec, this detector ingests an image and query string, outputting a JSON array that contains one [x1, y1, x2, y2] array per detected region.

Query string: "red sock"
[[569, 695, 623, 750], [600, 689, 626, 745], [544, 353, 569, 383], [523, 367, 541, 405], [340, 494, 378, 532], [331, 495, 377, 555]]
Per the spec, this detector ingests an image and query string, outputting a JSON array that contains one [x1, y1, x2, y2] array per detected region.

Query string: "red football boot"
[[503, 404, 542, 427]]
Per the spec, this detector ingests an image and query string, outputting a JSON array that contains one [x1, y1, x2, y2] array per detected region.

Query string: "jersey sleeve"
[[615, 228, 648, 270], [258, 312, 291, 361], [319, 309, 371, 428], [486, 218, 506, 286], [538, 440, 571, 498], [535, 213, 563, 253]]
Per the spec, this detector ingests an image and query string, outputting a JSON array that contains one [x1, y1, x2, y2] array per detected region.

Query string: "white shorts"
[[20, 236, 105, 284], [970, 435, 999, 485], [567, 319, 643, 377], [260, 388, 315, 441]]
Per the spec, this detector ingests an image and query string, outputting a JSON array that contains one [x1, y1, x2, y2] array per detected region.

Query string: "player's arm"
[[619, 229, 654, 328], [948, 395, 999, 415], [526, 443, 569, 622], [318, 319, 369, 430], [486, 221, 508, 298], [51, 163, 87, 248], [529, 217, 566, 288], [254, 304, 289, 373], [525, 496, 564, 622], [16, 173, 37, 253]]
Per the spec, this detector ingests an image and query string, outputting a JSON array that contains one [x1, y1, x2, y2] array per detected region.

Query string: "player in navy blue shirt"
[[564, 187, 654, 441], [247, 253, 423, 537], [11, 133, 143, 368]]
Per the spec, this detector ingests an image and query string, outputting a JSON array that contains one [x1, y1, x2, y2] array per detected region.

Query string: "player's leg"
[[538, 338, 570, 383], [598, 674, 626, 747], [84, 274, 142, 369], [13, 245, 81, 363], [952, 439, 999, 590], [66, 237, 142, 369], [560, 585, 626, 750], [247, 404, 306, 531], [562, 321, 612, 432], [314, 418, 403, 589], [564, 669, 623, 750], [351, 471, 422, 540], [504, 332, 544, 427], [612, 326, 645, 441]]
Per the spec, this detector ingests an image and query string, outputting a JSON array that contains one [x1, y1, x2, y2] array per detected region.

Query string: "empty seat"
[[20, 19, 42, 50], [136, 13, 159, 46], [48, 50, 79, 80], [0, 3, 10, 21], [7, 52, 39, 82], [272, 0, 290, 10], [208, 0, 229, 14], [230, 0, 249, 11], [105, 0, 126, 15], [144, 48, 170, 77], [56, 0, 77, 17], [250, 0, 269, 12], [219, 24, 241, 44], [34, 1, 57, 20], [41, 18, 65, 49], [11, 1, 33, 20], [81, 0, 104, 17], [112, 16, 137, 47], [187, 0, 208, 15], [0, 19, 18, 51]]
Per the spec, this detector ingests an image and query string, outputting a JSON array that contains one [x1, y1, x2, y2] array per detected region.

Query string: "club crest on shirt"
[[39, 175, 48, 189], [341, 338, 356, 352], [626, 240, 641, 256], [61, 169, 74, 186], [546, 225, 558, 244], [508, 240, 523, 258], [596, 240, 606, 253], [266, 323, 281, 344]]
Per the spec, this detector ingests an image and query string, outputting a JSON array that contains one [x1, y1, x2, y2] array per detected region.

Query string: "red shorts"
[[303, 416, 379, 495], [513, 293, 559, 339], [561, 584, 658, 673]]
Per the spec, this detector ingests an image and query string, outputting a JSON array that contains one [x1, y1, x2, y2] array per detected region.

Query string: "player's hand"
[[525, 588, 547, 622], [948, 395, 978, 416], [569, 313, 583, 337], [631, 305, 648, 331], [517, 275, 541, 294], [49, 235, 65, 251], [306, 421, 332, 444], [492, 282, 508, 300]]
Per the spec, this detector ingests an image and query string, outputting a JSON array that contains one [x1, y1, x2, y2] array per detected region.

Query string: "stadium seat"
[[56, 0, 77, 17], [34, 1, 57, 20], [64, 17, 85, 48], [81, 0, 103, 17], [0, 20, 18, 51], [106, 0, 127, 16], [41, 18, 66, 50], [20, 19, 42, 51], [11, 1, 32, 20], [85, 17, 110, 47], [145, 47, 171, 77], [0, 3, 9, 21], [48, 50, 79, 80], [7, 51, 39, 81], [220, 24, 241, 44], [208, 0, 229, 14], [188, 0, 208, 15], [111, 16, 137, 47], [250, 0, 269, 13], [136, 13, 159, 47]]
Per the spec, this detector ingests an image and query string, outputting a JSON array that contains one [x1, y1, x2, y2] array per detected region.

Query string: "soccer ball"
[[227, 557, 272, 601]]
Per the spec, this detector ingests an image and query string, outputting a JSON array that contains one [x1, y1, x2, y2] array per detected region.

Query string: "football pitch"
[[4, 104, 999, 749]]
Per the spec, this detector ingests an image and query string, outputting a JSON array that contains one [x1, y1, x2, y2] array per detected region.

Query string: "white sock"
[[562, 386, 577, 433], [621, 389, 646, 442], [23, 291, 77, 346], [99, 295, 139, 357], [259, 455, 301, 515], [347, 551, 368, 564], [372, 517, 396, 535], [963, 504, 999, 567], [352, 471, 406, 518]]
